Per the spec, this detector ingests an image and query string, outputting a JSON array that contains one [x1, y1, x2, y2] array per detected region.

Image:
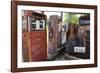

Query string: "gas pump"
[[22, 10, 47, 62]]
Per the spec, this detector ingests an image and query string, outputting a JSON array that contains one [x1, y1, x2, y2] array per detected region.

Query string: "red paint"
[[29, 31, 47, 61]]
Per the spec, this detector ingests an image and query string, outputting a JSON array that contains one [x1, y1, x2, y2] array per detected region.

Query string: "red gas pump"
[[22, 10, 47, 62]]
